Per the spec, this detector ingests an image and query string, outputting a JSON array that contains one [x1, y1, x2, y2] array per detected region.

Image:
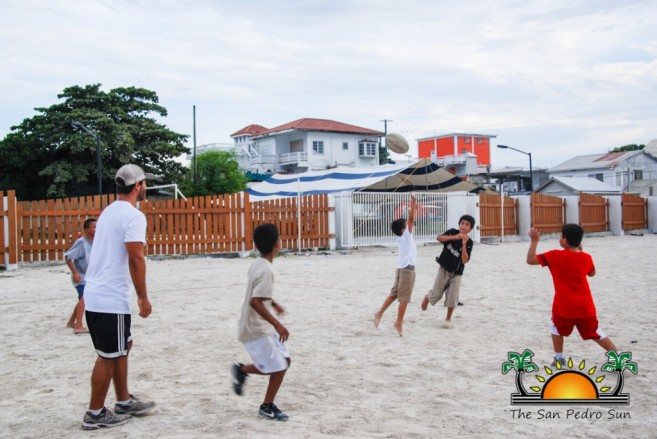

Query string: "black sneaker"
[[259, 403, 289, 421], [457, 302, 464, 306], [81, 407, 130, 430], [231, 363, 247, 395], [114, 394, 156, 416]]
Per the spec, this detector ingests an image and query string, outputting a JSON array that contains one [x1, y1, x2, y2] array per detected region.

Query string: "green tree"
[[610, 144, 644, 153], [379, 143, 391, 165], [0, 84, 189, 200], [180, 150, 247, 196]]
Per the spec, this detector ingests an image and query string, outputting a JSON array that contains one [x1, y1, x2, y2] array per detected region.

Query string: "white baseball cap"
[[115, 164, 157, 186]]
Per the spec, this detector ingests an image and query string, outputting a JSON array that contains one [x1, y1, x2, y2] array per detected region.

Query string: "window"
[[342, 142, 349, 150], [476, 138, 483, 144], [633, 170, 643, 180], [463, 137, 471, 143], [588, 173, 603, 182], [312, 141, 324, 154], [359, 142, 377, 156]]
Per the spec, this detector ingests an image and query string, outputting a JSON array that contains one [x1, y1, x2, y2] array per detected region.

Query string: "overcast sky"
[[2, 0, 656, 170]]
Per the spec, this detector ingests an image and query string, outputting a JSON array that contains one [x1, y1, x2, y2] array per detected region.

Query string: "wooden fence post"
[[242, 192, 253, 251]]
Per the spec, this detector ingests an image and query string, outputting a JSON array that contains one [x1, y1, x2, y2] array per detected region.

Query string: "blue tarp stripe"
[[246, 186, 364, 197], [263, 168, 403, 185]]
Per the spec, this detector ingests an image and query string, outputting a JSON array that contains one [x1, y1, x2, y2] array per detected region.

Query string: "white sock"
[[88, 408, 102, 416], [555, 352, 565, 360], [116, 399, 131, 406]]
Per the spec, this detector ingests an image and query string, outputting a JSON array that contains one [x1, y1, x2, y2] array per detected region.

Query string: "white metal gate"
[[333, 191, 479, 248]]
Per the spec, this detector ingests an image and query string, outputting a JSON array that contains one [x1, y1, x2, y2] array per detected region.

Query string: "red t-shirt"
[[537, 249, 597, 318]]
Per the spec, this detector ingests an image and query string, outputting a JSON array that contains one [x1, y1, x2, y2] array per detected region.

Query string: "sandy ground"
[[1, 233, 656, 438]]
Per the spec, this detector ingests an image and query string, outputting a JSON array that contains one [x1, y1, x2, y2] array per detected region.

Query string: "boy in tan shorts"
[[421, 214, 475, 328], [374, 194, 417, 336]]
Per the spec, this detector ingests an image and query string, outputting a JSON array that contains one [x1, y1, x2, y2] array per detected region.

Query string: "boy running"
[[232, 223, 291, 422]]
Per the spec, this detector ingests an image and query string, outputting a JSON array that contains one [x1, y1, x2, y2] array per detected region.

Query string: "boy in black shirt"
[[421, 214, 475, 328]]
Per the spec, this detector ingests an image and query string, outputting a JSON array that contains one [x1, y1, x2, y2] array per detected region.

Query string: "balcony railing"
[[249, 155, 277, 165], [279, 152, 308, 165]]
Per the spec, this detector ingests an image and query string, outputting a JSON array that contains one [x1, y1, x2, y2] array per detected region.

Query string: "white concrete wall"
[[515, 196, 532, 240], [564, 196, 579, 224], [605, 195, 623, 235]]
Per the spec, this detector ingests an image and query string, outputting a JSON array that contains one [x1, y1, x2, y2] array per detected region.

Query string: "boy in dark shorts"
[[526, 224, 618, 366]]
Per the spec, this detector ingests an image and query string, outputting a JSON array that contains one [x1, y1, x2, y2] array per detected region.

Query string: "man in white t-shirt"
[[374, 193, 418, 336], [81, 164, 155, 430]]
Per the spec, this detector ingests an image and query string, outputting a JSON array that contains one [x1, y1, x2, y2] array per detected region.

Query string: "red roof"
[[231, 124, 268, 137], [255, 118, 383, 137]]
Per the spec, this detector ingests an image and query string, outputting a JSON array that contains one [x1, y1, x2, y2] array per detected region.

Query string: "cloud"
[[1, 0, 656, 169]]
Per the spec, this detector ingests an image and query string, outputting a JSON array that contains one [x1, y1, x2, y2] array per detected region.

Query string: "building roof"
[[230, 124, 269, 137], [253, 118, 383, 137], [536, 176, 620, 194], [548, 150, 643, 172], [416, 132, 497, 142]]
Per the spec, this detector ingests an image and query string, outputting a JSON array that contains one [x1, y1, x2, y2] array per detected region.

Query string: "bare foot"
[[373, 312, 382, 329], [421, 294, 429, 311], [440, 320, 453, 329], [74, 327, 89, 334], [393, 321, 403, 337], [66, 322, 75, 329]]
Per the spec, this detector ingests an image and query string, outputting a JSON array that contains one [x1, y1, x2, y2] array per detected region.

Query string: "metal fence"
[[333, 191, 479, 248]]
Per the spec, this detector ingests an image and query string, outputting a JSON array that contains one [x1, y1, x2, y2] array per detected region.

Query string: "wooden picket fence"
[[531, 193, 566, 233], [621, 193, 647, 230], [579, 192, 609, 233], [0, 190, 332, 264], [478, 193, 518, 237]]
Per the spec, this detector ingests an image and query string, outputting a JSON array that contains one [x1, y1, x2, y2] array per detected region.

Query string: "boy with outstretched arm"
[[374, 193, 417, 337], [526, 224, 618, 366]]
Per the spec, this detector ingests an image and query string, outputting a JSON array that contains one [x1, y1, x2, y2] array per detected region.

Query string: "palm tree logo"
[[502, 349, 637, 405], [502, 349, 538, 397]]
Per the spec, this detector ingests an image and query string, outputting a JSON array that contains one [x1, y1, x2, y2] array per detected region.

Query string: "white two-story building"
[[231, 118, 384, 176]]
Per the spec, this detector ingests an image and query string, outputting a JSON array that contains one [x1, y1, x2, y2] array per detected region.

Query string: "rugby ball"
[[385, 133, 409, 154]]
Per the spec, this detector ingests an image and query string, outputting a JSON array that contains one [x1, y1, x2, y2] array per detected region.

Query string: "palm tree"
[[601, 350, 638, 396], [502, 349, 539, 396]]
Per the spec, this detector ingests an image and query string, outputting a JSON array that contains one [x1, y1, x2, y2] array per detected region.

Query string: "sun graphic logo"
[[502, 349, 638, 405]]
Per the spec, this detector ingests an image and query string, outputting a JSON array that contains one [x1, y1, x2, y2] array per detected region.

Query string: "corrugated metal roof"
[[548, 150, 642, 172], [545, 176, 620, 193]]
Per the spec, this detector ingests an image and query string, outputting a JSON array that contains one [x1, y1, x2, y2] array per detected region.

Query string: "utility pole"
[[193, 105, 197, 189], [379, 119, 393, 164]]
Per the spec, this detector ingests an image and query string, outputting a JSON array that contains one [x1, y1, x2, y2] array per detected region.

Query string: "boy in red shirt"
[[526, 224, 617, 366]]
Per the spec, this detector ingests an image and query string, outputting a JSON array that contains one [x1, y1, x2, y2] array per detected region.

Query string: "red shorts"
[[551, 315, 602, 340]]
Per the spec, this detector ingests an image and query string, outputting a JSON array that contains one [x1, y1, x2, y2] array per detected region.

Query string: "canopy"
[[246, 159, 475, 200]]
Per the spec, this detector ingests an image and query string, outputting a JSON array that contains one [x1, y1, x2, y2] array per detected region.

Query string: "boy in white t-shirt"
[[374, 193, 417, 336], [232, 223, 291, 422]]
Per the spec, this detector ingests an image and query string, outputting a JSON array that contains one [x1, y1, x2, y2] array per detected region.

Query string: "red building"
[[417, 133, 496, 176]]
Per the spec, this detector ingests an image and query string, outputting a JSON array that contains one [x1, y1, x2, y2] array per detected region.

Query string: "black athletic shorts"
[[85, 311, 132, 359]]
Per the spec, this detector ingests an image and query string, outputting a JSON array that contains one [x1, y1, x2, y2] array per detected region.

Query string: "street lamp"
[[497, 144, 533, 192], [71, 121, 102, 195]]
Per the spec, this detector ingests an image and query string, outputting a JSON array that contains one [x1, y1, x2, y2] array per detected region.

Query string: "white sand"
[[1, 234, 656, 438]]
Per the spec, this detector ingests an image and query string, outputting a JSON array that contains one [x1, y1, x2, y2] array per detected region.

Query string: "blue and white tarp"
[[246, 159, 471, 200]]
